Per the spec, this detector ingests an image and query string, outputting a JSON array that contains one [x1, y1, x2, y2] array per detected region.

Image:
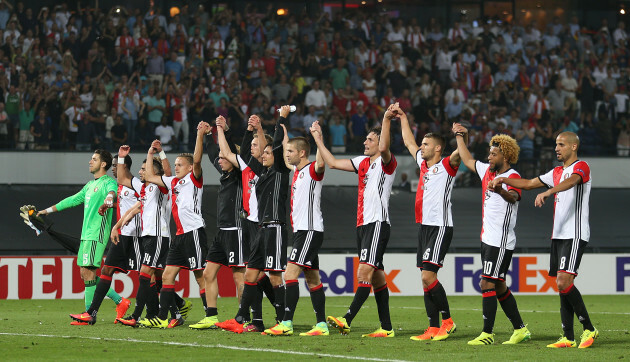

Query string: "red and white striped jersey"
[[290, 162, 324, 232], [538, 160, 591, 241], [238, 155, 259, 223], [117, 185, 140, 236], [161, 172, 205, 235], [115, 35, 135, 56], [415, 152, 458, 226], [351, 155, 397, 227], [132, 177, 171, 238], [476, 161, 522, 250]]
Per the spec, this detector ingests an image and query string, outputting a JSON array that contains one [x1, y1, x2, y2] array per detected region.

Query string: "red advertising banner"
[[0, 256, 236, 299]]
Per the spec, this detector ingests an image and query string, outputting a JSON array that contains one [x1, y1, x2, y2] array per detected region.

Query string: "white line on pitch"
[[329, 305, 630, 315], [0, 332, 412, 362]]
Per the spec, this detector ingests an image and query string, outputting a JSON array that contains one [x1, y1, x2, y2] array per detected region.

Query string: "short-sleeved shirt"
[[475, 161, 521, 250], [117, 185, 140, 236], [237, 155, 259, 223], [291, 162, 324, 232], [351, 155, 397, 227], [538, 160, 591, 241], [161, 172, 205, 235], [416, 153, 458, 226], [131, 177, 171, 238], [143, 96, 165, 124]]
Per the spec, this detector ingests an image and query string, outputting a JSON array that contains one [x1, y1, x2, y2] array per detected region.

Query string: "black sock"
[[235, 281, 257, 323], [200, 288, 207, 312], [374, 284, 392, 330], [343, 282, 371, 326], [309, 283, 326, 323], [482, 289, 497, 334], [497, 288, 525, 329], [87, 274, 112, 317], [428, 280, 451, 321], [424, 291, 440, 328], [562, 284, 594, 331], [173, 291, 185, 309], [273, 284, 285, 323], [132, 273, 151, 319], [560, 292, 575, 340], [145, 282, 158, 318], [206, 307, 218, 318], [258, 274, 275, 307], [158, 284, 175, 320], [283, 279, 299, 321], [251, 284, 264, 327]]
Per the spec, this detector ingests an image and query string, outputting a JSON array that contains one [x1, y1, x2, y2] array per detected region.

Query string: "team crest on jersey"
[[371, 163, 376, 169], [124, 191, 129, 196], [149, 185, 154, 192], [179, 179, 186, 185], [433, 167, 439, 174], [94, 187, 98, 192], [299, 172, 304, 179], [563, 173, 570, 180]]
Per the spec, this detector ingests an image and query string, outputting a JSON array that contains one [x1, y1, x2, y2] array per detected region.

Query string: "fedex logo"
[[299, 257, 401, 295], [454, 256, 558, 293]]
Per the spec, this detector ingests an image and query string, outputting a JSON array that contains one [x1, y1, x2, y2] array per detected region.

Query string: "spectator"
[[329, 58, 349, 90], [348, 104, 368, 152], [30, 110, 51, 150], [329, 112, 347, 153], [304, 80, 327, 116], [110, 114, 127, 149]]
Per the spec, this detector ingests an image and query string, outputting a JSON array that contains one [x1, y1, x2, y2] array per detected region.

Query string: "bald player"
[[491, 132, 598, 349]]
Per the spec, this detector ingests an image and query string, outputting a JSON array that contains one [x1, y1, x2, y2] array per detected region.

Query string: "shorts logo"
[[299, 172, 305, 179]]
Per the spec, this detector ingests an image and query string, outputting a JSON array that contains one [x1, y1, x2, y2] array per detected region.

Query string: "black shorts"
[[288, 230, 324, 269], [356, 221, 391, 270], [141, 236, 170, 270], [248, 224, 287, 272], [549, 239, 588, 277], [166, 228, 209, 271], [417, 225, 453, 272], [480, 242, 514, 282], [206, 229, 248, 268], [103, 235, 142, 273]]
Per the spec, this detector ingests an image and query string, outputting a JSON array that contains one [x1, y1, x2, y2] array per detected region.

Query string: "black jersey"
[[242, 117, 291, 225], [206, 130, 243, 229]]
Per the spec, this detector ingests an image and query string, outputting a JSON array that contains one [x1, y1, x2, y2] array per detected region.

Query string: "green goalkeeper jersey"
[[55, 175, 118, 243]]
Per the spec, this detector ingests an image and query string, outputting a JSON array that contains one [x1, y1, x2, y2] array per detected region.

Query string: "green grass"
[[1, 295, 629, 361]]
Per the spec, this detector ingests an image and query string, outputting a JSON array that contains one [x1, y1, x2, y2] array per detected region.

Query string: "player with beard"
[[490, 132, 598, 349], [397, 103, 461, 341], [453, 123, 531, 346]]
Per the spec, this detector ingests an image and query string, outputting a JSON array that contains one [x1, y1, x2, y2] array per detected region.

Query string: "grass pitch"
[[1, 295, 629, 361]]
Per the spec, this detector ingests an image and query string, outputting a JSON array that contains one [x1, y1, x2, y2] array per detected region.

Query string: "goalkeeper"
[[33, 150, 125, 324]]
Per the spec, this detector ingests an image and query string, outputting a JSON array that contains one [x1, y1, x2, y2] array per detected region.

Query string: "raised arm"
[[310, 125, 326, 174], [274, 106, 292, 172], [152, 139, 172, 176], [397, 105, 420, 159], [452, 123, 476, 171], [144, 145, 167, 187], [192, 121, 205, 180], [215, 116, 239, 168], [116, 145, 134, 189], [280, 123, 293, 170], [379, 104, 395, 164], [310, 120, 355, 172]]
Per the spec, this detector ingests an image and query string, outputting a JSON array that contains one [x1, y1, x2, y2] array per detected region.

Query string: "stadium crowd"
[[0, 2, 629, 174]]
